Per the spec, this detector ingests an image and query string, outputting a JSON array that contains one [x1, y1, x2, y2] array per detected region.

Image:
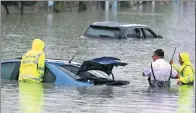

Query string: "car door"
[[1, 61, 56, 82], [143, 28, 157, 38], [126, 28, 136, 38], [42, 64, 56, 83], [126, 28, 144, 38], [1, 61, 20, 80]]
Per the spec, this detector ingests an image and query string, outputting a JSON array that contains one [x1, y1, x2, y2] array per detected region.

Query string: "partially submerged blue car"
[[1, 57, 129, 86]]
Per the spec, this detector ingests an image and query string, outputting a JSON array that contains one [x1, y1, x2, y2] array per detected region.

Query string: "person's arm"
[[170, 60, 180, 73], [38, 53, 45, 81], [19, 54, 25, 73], [143, 63, 151, 76], [19, 53, 26, 79], [170, 66, 180, 79], [174, 74, 180, 79], [172, 63, 180, 73], [169, 65, 180, 85]]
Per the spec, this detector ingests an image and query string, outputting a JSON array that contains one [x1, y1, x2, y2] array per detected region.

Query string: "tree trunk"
[[78, 1, 87, 12], [21, 1, 24, 15], [4, 4, 9, 14], [1, 2, 10, 14], [65, 1, 72, 12]]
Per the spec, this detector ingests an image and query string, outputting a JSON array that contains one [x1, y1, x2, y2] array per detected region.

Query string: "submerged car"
[[84, 21, 163, 39], [1, 57, 129, 86]]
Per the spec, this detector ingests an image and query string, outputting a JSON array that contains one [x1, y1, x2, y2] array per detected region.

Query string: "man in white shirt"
[[143, 49, 180, 87]]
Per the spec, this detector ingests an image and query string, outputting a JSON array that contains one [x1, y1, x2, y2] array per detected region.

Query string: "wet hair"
[[154, 49, 164, 58]]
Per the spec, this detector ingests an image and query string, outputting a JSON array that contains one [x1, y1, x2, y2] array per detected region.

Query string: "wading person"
[[170, 52, 194, 85], [19, 38, 45, 83], [143, 49, 180, 87]]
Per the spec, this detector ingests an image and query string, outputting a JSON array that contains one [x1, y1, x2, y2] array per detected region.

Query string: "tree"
[[78, 1, 87, 12], [53, 1, 65, 13], [1, 1, 36, 15]]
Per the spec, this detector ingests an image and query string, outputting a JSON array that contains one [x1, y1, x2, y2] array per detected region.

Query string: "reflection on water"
[[178, 85, 195, 113], [19, 82, 44, 113], [77, 86, 114, 98], [1, 1, 195, 113]]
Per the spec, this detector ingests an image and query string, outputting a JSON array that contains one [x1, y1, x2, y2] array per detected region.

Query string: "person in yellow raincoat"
[[170, 52, 194, 85], [19, 38, 45, 83]]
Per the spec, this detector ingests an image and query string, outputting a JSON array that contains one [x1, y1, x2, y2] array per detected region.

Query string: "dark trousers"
[[148, 77, 170, 88]]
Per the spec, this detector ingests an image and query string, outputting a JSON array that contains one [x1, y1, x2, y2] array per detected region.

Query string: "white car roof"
[[92, 21, 148, 28]]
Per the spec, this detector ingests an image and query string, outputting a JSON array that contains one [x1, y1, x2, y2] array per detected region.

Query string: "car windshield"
[[85, 25, 121, 38]]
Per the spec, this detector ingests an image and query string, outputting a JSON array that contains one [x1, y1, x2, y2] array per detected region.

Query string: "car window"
[[43, 67, 56, 83], [61, 65, 79, 74], [57, 66, 81, 80], [87, 70, 109, 79], [59, 65, 109, 80], [126, 28, 137, 38], [134, 28, 144, 38], [85, 26, 121, 38], [77, 70, 109, 81], [1, 62, 18, 79], [10, 62, 20, 80], [143, 28, 156, 38]]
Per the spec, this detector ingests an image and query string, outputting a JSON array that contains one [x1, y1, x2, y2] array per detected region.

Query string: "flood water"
[[1, 1, 195, 113]]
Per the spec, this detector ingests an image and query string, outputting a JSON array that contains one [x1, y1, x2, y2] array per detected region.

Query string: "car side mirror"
[[157, 35, 163, 38]]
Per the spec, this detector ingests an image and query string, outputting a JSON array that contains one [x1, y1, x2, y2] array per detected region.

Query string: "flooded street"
[[1, 1, 195, 113]]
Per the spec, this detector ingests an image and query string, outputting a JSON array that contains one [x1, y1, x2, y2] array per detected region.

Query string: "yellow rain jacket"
[[19, 39, 45, 82], [172, 52, 194, 84]]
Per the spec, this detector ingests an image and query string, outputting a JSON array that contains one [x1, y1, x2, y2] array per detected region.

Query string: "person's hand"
[[169, 60, 173, 65], [177, 80, 181, 85]]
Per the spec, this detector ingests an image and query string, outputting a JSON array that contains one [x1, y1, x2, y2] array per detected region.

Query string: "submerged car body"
[[84, 21, 163, 39], [1, 57, 129, 86]]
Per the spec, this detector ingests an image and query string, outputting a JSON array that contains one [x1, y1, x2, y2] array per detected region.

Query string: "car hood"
[[76, 57, 127, 75]]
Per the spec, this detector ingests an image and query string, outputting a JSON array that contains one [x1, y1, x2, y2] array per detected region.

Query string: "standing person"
[[19, 38, 45, 83], [170, 52, 194, 85], [143, 49, 180, 87]]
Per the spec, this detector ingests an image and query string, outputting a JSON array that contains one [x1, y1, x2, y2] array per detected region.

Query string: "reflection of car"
[[84, 21, 163, 39], [1, 57, 130, 86]]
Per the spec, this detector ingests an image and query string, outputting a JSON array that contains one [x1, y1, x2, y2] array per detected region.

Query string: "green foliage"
[[22, 1, 36, 6], [119, 1, 130, 8], [53, 1, 65, 13]]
